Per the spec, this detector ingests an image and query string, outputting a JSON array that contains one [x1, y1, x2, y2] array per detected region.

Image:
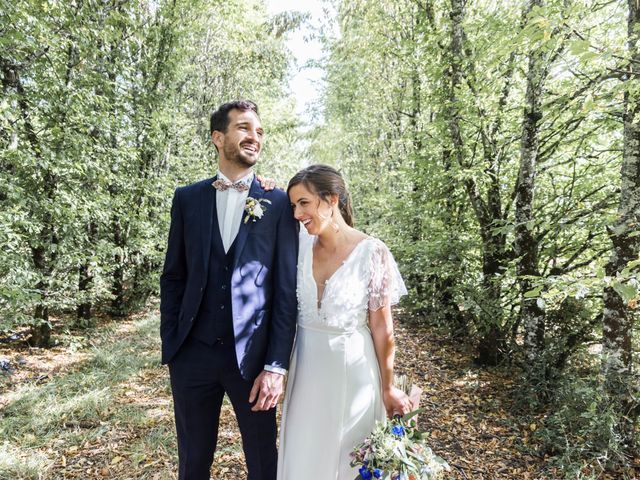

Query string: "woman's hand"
[[382, 386, 412, 418], [256, 174, 277, 191]]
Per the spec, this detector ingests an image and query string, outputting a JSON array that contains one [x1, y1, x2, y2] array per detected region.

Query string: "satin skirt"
[[277, 323, 385, 480]]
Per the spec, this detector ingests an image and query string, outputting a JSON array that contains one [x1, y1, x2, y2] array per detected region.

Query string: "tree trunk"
[[110, 217, 127, 317], [29, 178, 58, 346], [106, 34, 128, 319], [30, 304, 51, 347], [407, 52, 426, 302], [601, 0, 640, 446], [516, 0, 547, 379], [106, 0, 177, 317], [76, 220, 98, 324], [30, 244, 52, 347], [3, 59, 57, 347], [476, 235, 508, 365], [443, 0, 471, 336], [447, 0, 507, 359]]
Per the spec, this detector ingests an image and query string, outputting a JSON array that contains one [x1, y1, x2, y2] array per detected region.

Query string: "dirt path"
[[0, 312, 551, 479], [393, 320, 547, 479]]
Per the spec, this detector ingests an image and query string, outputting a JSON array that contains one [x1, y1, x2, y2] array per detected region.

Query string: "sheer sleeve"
[[368, 239, 408, 311]]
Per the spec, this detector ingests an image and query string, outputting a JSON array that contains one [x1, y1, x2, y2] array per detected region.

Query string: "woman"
[[277, 164, 411, 479]]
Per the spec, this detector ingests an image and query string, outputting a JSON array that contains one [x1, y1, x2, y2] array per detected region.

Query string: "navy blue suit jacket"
[[160, 176, 298, 380]]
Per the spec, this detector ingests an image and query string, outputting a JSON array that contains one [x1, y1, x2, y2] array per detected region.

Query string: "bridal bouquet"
[[350, 411, 450, 480]]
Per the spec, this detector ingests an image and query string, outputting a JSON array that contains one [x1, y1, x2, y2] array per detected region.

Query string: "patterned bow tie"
[[212, 179, 250, 192]]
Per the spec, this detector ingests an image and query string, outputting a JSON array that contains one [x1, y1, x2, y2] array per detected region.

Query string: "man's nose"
[[246, 128, 260, 142]]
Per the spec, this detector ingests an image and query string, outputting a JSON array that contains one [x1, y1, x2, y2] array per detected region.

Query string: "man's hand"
[[249, 370, 284, 411]]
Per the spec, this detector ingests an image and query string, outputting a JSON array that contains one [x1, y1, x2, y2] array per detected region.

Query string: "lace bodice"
[[296, 229, 407, 332]]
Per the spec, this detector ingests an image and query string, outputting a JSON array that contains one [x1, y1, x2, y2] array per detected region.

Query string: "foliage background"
[[0, 0, 638, 478]]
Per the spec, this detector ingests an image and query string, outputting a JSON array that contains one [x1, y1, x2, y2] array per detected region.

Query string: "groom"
[[160, 100, 298, 480]]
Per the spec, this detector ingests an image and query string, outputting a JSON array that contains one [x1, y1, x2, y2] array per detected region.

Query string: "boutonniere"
[[244, 197, 272, 223]]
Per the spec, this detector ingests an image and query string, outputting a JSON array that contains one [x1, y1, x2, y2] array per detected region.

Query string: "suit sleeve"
[[160, 188, 187, 342], [265, 199, 298, 371]]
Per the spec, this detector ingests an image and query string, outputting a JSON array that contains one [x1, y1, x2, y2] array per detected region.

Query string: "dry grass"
[[2, 309, 630, 479]]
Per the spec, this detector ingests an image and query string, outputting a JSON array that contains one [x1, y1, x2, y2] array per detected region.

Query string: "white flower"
[[253, 202, 264, 218], [244, 197, 271, 223]]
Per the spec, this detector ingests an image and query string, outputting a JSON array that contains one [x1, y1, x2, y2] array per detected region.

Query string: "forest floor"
[[0, 308, 630, 479]]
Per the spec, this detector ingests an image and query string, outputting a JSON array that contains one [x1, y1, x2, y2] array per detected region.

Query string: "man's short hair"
[[210, 100, 259, 136]]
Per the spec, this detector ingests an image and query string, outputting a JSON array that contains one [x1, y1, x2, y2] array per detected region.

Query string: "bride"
[[277, 164, 411, 479]]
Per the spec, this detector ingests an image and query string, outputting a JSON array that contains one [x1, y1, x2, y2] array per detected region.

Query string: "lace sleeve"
[[368, 239, 408, 311]]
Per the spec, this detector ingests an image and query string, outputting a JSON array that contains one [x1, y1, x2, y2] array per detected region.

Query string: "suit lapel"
[[233, 177, 264, 267], [201, 176, 217, 272]]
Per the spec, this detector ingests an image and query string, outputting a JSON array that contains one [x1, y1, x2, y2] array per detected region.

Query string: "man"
[[160, 100, 298, 480]]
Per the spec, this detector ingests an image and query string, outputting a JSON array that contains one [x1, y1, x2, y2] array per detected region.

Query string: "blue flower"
[[359, 465, 373, 480], [392, 425, 405, 436], [373, 468, 383, 478]]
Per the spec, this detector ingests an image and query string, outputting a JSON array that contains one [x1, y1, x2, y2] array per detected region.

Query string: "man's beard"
[[223, 142, 258, 168]]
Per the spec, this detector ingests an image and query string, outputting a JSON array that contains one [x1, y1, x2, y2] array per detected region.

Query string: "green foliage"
[[0, 0, 638, 472], [532, 372, 638, 478], [316, 0, 626, 351], [0, 0, 299, 335], [315, 0, 636, 467]]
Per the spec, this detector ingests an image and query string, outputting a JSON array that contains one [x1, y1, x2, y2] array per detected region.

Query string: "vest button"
[[220, 305, 225, 310], [221, 285, 227, 290]]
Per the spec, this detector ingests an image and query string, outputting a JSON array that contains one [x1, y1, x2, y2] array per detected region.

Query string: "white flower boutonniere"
[[244, 197, 272, 223]]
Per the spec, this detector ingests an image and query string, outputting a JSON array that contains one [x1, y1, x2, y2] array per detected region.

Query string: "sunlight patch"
[[0, 442, 51, 479]]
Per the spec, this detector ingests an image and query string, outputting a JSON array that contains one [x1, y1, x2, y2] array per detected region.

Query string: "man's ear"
[[211, 130, 224, 149]]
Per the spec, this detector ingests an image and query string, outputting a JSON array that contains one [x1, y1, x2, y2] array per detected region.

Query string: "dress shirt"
[[216, 170, 253, 253], [215, 170, 286, 376]]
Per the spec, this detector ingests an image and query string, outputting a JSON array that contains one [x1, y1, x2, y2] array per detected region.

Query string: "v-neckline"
[[310, 237, 371, 311]]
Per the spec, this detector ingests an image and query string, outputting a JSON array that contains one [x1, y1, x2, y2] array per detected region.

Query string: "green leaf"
[[401, 408, 424, 423], [569, 39, 590, 55], [579, 51, 599, 63], [612, 281, 637, 302], [524, 286, 543, 298]]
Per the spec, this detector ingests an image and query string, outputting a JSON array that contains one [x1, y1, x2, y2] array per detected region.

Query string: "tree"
[[0, 0, 300, 343], [515, 0, 547, 380], [601, 0, 640, 447]]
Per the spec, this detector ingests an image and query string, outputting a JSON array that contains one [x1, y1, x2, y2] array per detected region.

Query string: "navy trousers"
[[169, 336, 277, 480]]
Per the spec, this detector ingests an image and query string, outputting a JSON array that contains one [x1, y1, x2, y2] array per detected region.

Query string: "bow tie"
[[212, 179, 250, 192]]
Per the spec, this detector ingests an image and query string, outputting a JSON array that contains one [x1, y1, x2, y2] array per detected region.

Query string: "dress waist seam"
[[298, 323, 366, 335]]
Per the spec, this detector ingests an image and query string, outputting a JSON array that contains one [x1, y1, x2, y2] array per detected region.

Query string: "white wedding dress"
[[277, 229, 407, 480]]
